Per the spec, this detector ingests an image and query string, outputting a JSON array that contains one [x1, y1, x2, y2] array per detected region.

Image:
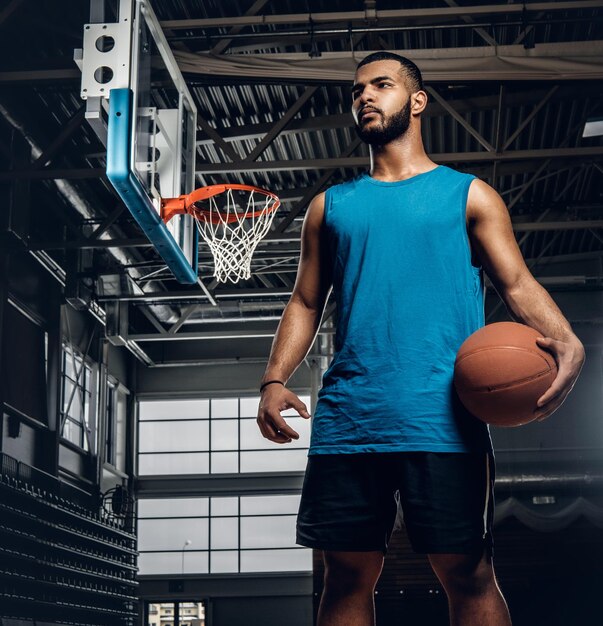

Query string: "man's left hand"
[[533, 335, 585, 421]]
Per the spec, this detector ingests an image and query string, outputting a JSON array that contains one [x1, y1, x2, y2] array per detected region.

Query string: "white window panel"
[[115, 391, 127, 473], [62, 379, 74, 410], [211, 397, 239, 418], [239, 396, 261, 417], [138, 452, 209, 476], [211, 497, 239, 516], [138, 518, 208, 551], [139, 399, 210, 420], [211, 451, 238, 474], [181, 550, 208, 574], [69, 395, 83, 421], [240, 449, 308, 473], [63, 380, 82, 418], [210, 517, 238, 549], [138, 498, 209, 518], [138, 551, 209, 575], [240, 548, 312, 573], [210, 550, 238, 574], [62, 419, 81, 445], [240, 494, 301, 516], [139, 420, 209, 453], [210, 419, 238, 451], [240, 515, 297, 549], [64, 355, 76, 379], [83, 392, 91, 424]]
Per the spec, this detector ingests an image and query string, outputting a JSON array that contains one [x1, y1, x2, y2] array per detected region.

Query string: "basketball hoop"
[[161, 184, 280, 283]]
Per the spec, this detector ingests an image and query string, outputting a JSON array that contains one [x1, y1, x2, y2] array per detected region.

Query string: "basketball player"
[[257, 52, 585, 626]]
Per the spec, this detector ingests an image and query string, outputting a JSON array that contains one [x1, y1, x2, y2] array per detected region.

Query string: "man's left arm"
[[466, 178, 585, 421]]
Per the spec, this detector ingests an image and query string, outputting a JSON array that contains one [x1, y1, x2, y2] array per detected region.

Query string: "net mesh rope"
[[191, 187, 279, 283]]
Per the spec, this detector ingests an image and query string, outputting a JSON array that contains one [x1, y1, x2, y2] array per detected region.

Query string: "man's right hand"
[[257, 385, 311, 444]]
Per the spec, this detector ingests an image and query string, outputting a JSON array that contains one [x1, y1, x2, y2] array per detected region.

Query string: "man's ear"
[[412, 90, 428, 115]]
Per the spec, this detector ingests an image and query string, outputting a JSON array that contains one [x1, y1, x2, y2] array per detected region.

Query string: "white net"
[[191, 187, 279, 283]]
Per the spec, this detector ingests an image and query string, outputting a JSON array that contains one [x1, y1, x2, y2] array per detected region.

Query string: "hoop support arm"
[[161, 186, 229, 223], [160, 196, 187, 223]]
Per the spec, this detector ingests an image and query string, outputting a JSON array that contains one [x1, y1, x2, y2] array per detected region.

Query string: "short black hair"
[[356, 52, 424, 93]]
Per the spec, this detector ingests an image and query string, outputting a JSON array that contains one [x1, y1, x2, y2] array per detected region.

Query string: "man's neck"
[[368, 130, 435, 182]]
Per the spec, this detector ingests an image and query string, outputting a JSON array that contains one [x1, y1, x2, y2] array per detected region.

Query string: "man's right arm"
[[257, 192, 333, 443]]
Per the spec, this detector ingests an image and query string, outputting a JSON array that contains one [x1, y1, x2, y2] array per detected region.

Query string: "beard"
[[355, 97, 412, 145]]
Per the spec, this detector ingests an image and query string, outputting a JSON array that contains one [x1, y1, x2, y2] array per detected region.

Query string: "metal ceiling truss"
[[3, 40, 603, 86], [195, 148, 603, 174], [160, 3, 603, 30]]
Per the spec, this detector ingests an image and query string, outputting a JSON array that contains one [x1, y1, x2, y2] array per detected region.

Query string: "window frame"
[[59, 341, 98, 453], [137, 394, 311, 476]]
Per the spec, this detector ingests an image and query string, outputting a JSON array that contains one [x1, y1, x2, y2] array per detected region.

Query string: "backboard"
[[77, 0, 198, 284]]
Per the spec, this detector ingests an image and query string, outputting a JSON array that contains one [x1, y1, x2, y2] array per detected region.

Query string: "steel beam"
[[210, 0, 271, 55], [502, 86, 559, 151], [195, 84, 601, 146], [491, 84, 505, 181], [244, 86, 318, 162], [499, 164, 573, 197], [160, 3, 603, 29], [29, 107, 86, 170], [168, 304, 200, 334], [196, 147, 603, 173], [30, 237, 150, 250], [508, 159, 552, 211], [6, 39, 603, 86], [97, 287, 292, 303], [0, 68, 80, 83], [197, 113, 242, 163], [136, 472, 305, 497], [129, 329, 281, 341], [508, 103, 598, 210], [128, 326, 335, 341], [0, 167, 105, 180], [139, 305, 167, 334], [513, 220, 603, 232], [174, 40, 603, 84], [426, 87, 495, 152], [442, 0, 497, 46], [197, 112, 353, 144], [88, 205, 127, 240], [274, 138, 363, 232]]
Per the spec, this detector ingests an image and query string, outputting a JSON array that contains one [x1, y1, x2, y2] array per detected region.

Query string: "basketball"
[[453, 322, 558, 427]]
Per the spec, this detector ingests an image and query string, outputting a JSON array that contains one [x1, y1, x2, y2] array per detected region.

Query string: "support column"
[[44, 296, 63, 476], [0, 249, 8, 453]]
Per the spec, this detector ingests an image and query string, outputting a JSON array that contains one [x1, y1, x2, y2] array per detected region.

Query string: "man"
[[257, 52, 585, 626]]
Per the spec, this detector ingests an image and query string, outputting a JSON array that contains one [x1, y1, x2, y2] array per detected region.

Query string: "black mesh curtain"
[[2, 304, 48, 424]]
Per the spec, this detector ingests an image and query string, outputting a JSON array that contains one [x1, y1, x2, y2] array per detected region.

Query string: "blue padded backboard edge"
[[106, 88, 198, 284]]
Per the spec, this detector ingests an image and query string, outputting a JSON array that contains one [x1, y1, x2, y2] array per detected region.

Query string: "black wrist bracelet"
[[260, 380, 285, 393]]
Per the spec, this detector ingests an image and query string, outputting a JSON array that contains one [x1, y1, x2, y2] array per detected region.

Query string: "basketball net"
[[161, 184, 281, 283], [192, 187, 279, 283]]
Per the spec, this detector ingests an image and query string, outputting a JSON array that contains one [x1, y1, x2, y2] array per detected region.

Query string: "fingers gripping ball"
[[453, 322, 558, 427]]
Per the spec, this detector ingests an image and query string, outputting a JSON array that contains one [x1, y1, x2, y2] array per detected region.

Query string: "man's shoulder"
[[324, 174, 366, 202], [437, 164, 477, 183]]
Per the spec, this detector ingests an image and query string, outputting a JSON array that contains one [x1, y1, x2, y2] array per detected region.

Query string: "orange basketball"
[[453, 322, 558, 427]]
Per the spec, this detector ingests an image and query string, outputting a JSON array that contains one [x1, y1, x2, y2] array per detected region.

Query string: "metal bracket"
[[80, 20, 133, 99]]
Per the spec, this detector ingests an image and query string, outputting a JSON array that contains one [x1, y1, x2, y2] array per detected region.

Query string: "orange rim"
[[161, 184, 280, 225]]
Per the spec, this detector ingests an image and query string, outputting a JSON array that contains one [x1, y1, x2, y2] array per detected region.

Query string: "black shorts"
[[296, 451, 495, 555]]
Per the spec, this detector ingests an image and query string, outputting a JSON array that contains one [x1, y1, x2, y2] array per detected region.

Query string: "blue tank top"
[[310, 165, 492, 455]]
